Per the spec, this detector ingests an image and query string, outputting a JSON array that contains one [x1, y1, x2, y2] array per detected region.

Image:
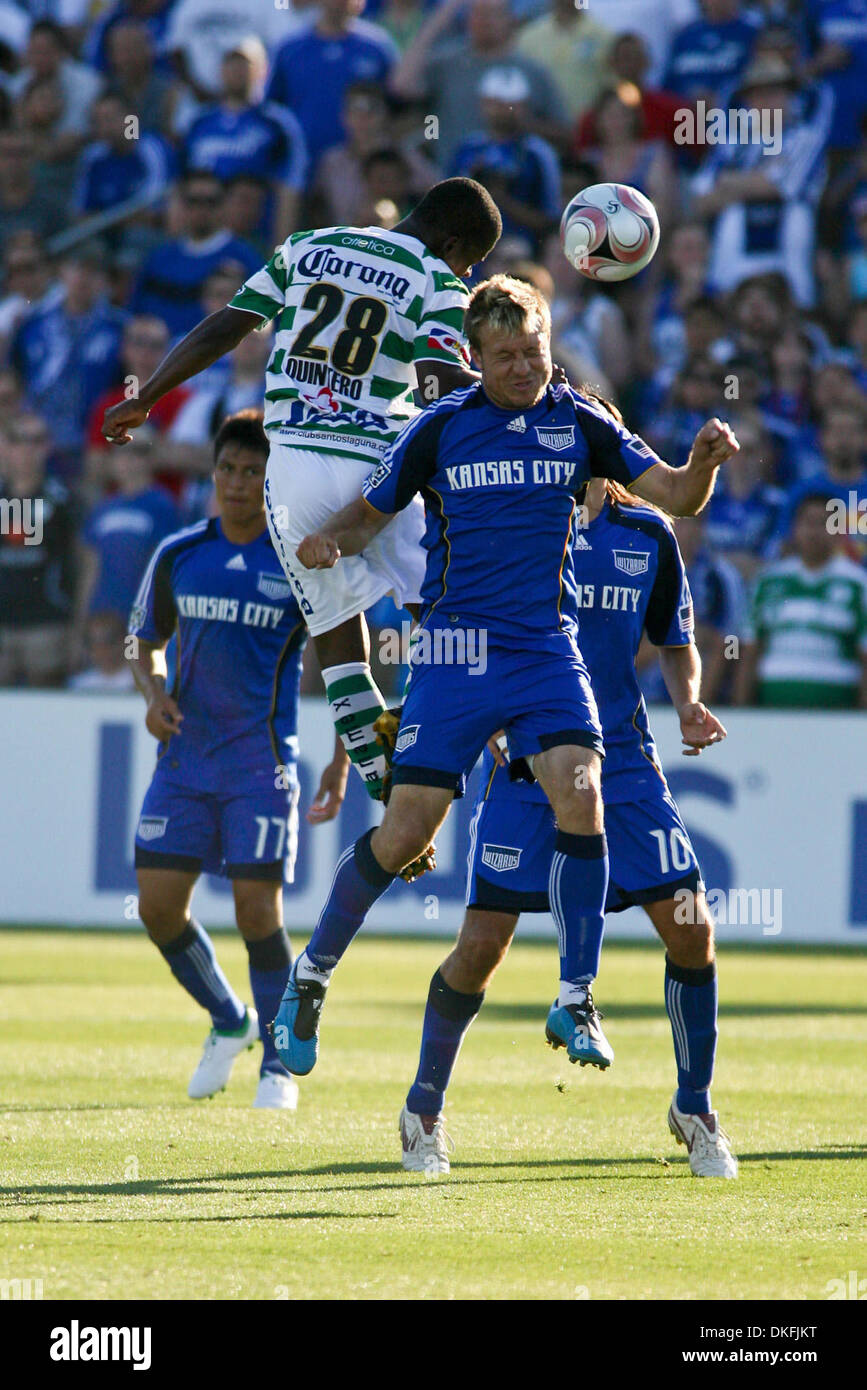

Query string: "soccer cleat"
[[269, 961, 327, 1076], [545, 990, 614, 1069], [667, 1098, 739, 1178], [187, 1006, 258, 1099], [253, 1070, 299, 1111], [399, 1105, 454, 1175]]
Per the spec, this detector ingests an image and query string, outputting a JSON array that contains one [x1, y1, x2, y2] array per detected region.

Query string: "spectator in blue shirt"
[[132, 170, 261, 339], [182, 46, 308, 244], [451, 66, 561, 256], [265, 0, 398, 174], [74, 89, 174, 218], [809, 0, 867, 153], [691, 57, 834, 306], [639, 507, 747, 704], [85, 0, 175, 75], [665, 0, 758, 104], [11, 243, 125, 473], [704, 412, 786, 577], [80, 427, 179, 627]]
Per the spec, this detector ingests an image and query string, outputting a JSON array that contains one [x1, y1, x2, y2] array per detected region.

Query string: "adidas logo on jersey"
[[225, 554, 247, 571], [506, 415, 527, 433], [573, 533, 592, 550]]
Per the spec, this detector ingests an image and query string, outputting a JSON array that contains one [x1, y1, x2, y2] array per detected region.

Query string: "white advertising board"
[[0, 693, 864, 944]]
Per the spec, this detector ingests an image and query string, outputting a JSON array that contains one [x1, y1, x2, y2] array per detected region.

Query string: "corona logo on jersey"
[[295, 247, 411, 303]]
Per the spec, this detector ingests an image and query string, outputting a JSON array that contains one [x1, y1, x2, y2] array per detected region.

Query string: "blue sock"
[[306, 829, 394, 971], [406, 970, 485, 1116], [665, 956, 717, 1114], [549, 830, 609, 983], [245, 930, 293, 1076], [158, 919, 246, 1032]]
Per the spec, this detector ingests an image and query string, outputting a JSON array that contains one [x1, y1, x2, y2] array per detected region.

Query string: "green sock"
[[322, 661, 388, 800]]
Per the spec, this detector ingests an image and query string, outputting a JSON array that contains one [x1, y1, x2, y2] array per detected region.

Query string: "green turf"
[[1, 930, 864, 1301]]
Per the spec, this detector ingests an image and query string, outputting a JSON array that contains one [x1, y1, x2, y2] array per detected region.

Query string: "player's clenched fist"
[[691, 418, 739, 470], [146, 691, 184, 741], [103, 398, 150, 445], [297, 532, 341, 569]]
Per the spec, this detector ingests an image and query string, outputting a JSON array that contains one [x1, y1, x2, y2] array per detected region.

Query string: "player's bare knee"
[[372, 815, 430, 874], [656, 905, 715, 970], [455, 927, 506, 983], [534, 745, 603, 834]]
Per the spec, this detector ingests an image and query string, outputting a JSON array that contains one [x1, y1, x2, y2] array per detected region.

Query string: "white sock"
[[296, 950, 334, 987], [559, 978, 592, 1009]]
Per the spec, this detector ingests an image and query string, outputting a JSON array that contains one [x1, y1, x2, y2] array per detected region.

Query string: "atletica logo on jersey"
[[534, 425, 575, 452], [138, 816, 168, 841], [394, 724, 420, 753], [612, 549, 650, 576], [481, 844, 522, 872]]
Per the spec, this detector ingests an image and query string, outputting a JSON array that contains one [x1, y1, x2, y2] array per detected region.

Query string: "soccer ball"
[[560, 183, 660, 282]]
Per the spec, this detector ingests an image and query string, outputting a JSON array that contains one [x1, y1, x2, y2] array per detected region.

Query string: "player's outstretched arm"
[[415, 359, 479, 402], [631, 419, 739, 516], [102, 307, 260, 444], [296, 497, 393, 569], [658, 643, 727, 757], [128, 637, 184, 741]]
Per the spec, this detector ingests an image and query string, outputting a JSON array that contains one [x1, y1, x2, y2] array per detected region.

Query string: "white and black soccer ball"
[[560, 183, 660, 282]]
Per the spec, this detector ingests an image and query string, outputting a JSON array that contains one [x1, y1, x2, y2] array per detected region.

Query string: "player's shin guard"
[[406, 969, 484, 1116], [549, 830, 608, 1001], [245, 929, 293, 1075], [158, 919, 246, 1032], [665, 956, 718, 1115], [323, 661, 388, 800], [305, 828, 395, 971]]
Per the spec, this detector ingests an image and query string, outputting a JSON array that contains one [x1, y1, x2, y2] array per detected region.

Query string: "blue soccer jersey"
[[129, 519, 307, 792], [182, 102, 308, 192], [485, 494, 694, 804], [361, 382, 662, 655]]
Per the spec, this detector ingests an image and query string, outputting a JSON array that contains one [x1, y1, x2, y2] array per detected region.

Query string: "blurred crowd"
[[0, 0, 866, 709]]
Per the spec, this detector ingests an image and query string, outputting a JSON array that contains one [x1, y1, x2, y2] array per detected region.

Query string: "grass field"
[[1, 929, 864, 1301]]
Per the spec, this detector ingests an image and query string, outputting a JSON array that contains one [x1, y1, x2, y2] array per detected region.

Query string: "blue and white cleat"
[[269, 963, 327, 1077], [545, 990, 614, 1069]]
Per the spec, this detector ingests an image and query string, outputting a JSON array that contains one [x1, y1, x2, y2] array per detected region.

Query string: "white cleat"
[[253, 1071, 299, 1110], [187, 1007, 258, 1099], [668, 1097, 739, 1178], [399, 1104, 454, 1175]]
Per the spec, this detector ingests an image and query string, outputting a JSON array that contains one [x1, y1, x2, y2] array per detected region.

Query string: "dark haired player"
[[128, 411, 347, 1109], [400, 459, 737, 1179], [105, 178, 503, 803]]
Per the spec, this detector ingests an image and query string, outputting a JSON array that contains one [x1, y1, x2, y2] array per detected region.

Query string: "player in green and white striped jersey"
[[736, 493, 867, 709], [103, 179, 502, 801]]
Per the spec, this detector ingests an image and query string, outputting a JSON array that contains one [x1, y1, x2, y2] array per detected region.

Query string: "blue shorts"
[[392, 642, 603, 793], [466, 776, 702, 915], [134, 761, 300, 883]]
